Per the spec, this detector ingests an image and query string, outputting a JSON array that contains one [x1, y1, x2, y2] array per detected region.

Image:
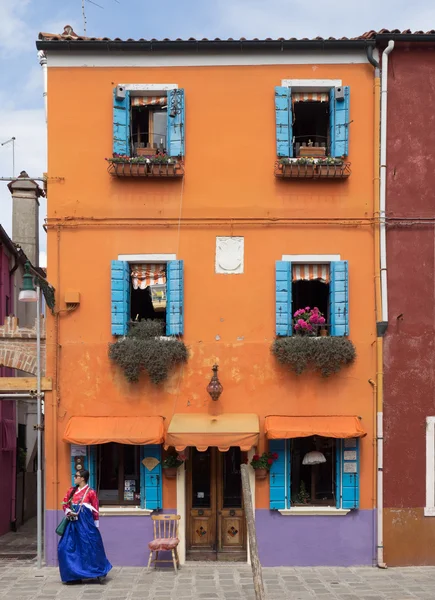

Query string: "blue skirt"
[[58, 504, 112, 583]]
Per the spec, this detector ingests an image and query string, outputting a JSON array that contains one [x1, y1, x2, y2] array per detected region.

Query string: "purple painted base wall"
[[256, 509, 374, 567], [46, 509, 374, 567]]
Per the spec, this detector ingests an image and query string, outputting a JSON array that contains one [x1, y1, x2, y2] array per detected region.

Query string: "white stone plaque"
[[343, 462, 357, 473], [215, 237, 244, 274], [344, 451, 357, 461]]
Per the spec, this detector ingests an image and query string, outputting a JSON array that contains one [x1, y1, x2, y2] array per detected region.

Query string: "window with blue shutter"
[[275, 84, 350, 159], [276, 261, 292, 337], [111, 260, 130, 336], [269, 437, 360, 511], [338, 438, 360, 509], [167, 89, 185, 157], [140, 445, 162, 511], [166, 260, 184, 336], [113, 88, 131, 156], [269, 439, 289, 510], [275, 87, 293, 158], [329, 86, 350, 157], [329, 260, 349, 337]]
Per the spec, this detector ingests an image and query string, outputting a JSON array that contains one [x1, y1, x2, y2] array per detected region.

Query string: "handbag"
[[55, 517, 68, 537], [56, 486, 89, 536]]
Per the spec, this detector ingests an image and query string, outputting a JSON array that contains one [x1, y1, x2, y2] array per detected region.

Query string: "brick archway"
[[0, 316, 46, 376]]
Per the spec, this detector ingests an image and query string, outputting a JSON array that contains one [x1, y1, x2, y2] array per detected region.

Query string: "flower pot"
[[320, 328, 328, 337], [163, 467, 178, 479], [254, 468, 268, 480]]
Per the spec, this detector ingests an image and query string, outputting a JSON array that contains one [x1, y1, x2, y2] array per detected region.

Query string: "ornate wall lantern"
[[207, 364, 223, 401]]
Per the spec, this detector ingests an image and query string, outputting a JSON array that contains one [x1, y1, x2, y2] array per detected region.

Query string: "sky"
[[0, 0, 434, 267]]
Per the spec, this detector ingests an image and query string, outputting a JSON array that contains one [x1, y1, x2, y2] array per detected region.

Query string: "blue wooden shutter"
[[166, 260, 184, 336], [70, 451, 76, 486], [140, 445, 162, 510], [340, 438, 360, 509], [70, 446, 89, 486], [111, 260, 130, 336], [276, 261, 292, 337], [275, 87, 293, 158], [335, 440, 342, 509], [269, 439, 288, 510], [167, 89, 185, 157], [113, 88, 130, 156], [329, 87, 336, 157], [330, 86, 350, 157], [329, 260, 349, 337], [89, 446, 97, 491]]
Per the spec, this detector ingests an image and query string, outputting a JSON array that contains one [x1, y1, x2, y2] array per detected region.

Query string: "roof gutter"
[[36, 39, 376, 53]]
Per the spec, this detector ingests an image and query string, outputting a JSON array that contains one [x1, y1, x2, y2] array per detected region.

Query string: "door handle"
[[229, 510, 236, 517]]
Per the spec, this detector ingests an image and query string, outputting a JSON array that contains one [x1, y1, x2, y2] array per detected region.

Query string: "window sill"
[[278, 507, 350, 516], [99, 506, 152, 517], [424, 507, 435, 517]]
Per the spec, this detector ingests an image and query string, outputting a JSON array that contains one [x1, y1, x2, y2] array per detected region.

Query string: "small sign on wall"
[[71, 445, 86, 457], [343, 462, 357, 473]]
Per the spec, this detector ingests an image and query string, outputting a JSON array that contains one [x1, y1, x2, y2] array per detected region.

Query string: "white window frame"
[[118, 253, 176, 332], [425, 416, 435, 516], [277, 438, 350, 516]]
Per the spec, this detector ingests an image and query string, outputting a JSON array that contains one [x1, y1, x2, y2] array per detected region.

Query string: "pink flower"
[[305, 306, 311, 312], [319, 316, 326, 324]]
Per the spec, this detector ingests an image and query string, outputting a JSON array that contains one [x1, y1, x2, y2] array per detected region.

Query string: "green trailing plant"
[[271, 336, 356, 377], [109, 320, 188, 384]]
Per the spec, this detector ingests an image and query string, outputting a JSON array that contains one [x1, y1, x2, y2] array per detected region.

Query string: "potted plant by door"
[[249, 451, 278, 480], [162, 450, 186, 479]]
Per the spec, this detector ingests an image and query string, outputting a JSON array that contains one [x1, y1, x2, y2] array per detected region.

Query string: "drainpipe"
[[375, 39, 394, 570], [38, 51, 48, 123], [380, 41, 394, 327]]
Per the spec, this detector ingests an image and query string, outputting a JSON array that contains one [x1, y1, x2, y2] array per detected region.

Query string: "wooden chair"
[[147, 514, 181, 573]]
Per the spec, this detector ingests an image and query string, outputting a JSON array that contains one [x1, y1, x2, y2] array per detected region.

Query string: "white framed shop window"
[[425, 416, 435, 516]]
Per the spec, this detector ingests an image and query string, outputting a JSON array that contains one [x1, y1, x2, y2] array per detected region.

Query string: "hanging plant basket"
[[109, 320, 188, 384], [254, 468, 268, 480], [271, 336, 356, 377]]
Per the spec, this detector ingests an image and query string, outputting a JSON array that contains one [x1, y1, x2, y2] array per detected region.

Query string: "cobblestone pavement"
[[1, 561, 435, 600]]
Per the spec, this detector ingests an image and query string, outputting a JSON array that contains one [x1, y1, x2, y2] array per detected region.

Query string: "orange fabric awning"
[[63, 416, 165, 445], [265, 416, 366, 439], [165, 413, 259, 452]]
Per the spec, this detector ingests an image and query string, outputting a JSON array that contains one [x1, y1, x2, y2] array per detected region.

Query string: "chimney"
[[7, 171, 45, 266]]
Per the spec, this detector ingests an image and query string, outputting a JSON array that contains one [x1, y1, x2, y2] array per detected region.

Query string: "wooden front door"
[[186, 447, 247, 561]]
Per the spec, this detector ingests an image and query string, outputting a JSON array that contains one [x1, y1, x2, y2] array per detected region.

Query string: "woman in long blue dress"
[[58, 469, 112, 584]]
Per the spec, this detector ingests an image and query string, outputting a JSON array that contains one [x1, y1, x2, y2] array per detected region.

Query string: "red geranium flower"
[[252, 454, 260, 461], [272, 453, 278, 460], [267, 458, 273, 465]]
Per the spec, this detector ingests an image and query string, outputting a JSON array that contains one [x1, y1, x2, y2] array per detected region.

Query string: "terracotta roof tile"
[[37, 25, 435, 45]]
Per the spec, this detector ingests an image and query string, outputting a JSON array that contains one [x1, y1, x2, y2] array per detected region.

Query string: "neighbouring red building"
[[380, 31, 435, 565]]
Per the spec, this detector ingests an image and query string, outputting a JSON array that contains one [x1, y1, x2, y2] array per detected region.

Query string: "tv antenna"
[[1, 137, 16, 177], [81, 0, 107, 36]]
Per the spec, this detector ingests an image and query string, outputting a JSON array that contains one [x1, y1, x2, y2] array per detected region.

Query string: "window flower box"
[[275, 159, 351, 180], [106, 154, 184, 178]]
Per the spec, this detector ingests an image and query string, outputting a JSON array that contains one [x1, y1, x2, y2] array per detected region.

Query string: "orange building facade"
[[37, 29, 379, 567]]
